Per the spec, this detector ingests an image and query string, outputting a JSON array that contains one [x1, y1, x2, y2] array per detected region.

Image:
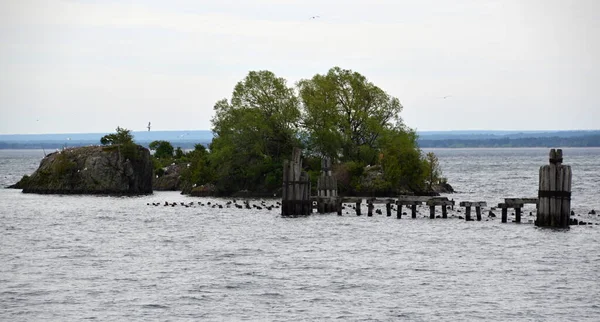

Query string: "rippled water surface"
[[1, 148, 600, 321]]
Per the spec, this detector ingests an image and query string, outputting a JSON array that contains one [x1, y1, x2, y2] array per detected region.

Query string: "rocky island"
[[10, 144, 153, 195]]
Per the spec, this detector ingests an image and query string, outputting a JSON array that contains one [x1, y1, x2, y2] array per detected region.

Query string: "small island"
[[11, 67, 453, 197], [11, 128, 153, 195], [149, 67, 453, 197]]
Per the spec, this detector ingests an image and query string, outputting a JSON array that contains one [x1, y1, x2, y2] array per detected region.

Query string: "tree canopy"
[[149, 140, 174, 159], [151, 67, 440, 195], [209, 70, 301, 193], [298, 67, 404, 164]]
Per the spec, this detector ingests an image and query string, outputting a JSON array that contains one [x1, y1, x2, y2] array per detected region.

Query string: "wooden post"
[[281, 148, 311, 216], [515, 207, 521, 223], [442, 205, 447, 218], [411, 204, 417, 219], [316, 157, 339, 214], [367, 200, 374, 217], [501, 207, 507, 223], [476, 206, 482, 221], [386, 202, 392, 217], [356, 200, 362, 216], [397, 203, 402, 219], [465, 206, 471, 221], [429, 205, 435, 219], [536, 149, 572, 228], [337, 200, 342, 216]]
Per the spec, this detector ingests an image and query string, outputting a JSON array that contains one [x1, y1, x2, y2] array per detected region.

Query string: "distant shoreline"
[[1, 130, 599, 149]]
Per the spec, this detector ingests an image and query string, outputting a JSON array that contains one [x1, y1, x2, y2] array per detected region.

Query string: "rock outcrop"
[[153, 163, 185, 191], [10, 145, 153, 195], [433, 182, 455, 194]]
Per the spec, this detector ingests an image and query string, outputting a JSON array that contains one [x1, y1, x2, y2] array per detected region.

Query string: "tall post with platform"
[[536, 149, 572, 228]]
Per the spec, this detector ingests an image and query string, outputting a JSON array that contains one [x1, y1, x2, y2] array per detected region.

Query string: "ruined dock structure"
[[282, 148, 578, 227]]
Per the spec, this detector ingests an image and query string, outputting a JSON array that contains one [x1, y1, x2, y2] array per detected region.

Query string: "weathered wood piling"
[[536, 149, 572, 228], [497, 198, 537, 223], [459, 201, 487, 221], [281, 148, 311, 216], [316, 157, 340, 214], [426, 197, 454, 219], [397, 196, 424, 219]]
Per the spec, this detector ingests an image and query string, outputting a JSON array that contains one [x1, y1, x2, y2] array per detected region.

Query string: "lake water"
[[1, 148, 599, 321]]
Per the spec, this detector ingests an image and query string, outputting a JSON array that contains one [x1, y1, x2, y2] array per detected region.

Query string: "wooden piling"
[[396, 203, 402, 219], [282, 148, 312, 216], [501, 207, 507, 223], [459, 202, 486, 222], [316, 157, 339, 213], [515, 207, 521, 223], [411, 205, 417, 219], [356, 200, 362, 216], [386, 202, 392, 216], [536, 149, 572, 228], [427, 198, 453, 220], [367, 200, 374, 217]]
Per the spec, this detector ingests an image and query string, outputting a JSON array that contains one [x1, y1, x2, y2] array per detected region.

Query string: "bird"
[[439, 95, 452, 99], [310, 15, 320, 19], [147, 122, 151, 131]]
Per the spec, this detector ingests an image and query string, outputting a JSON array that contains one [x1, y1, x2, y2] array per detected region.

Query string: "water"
[[1, 148, 599, 321]]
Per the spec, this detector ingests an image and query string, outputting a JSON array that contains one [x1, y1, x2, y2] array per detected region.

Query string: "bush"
[[100, 127, 134, 146]]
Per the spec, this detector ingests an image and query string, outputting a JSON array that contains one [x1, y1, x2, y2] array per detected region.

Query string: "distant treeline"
[[418, 135, 600, 148]]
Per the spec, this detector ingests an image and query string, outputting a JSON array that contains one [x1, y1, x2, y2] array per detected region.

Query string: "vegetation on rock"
[[100, 127, 134, 145]]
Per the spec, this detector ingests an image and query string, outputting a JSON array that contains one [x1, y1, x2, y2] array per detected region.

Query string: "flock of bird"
[[145, 200, 599, 225], [147, 199, 281, 211]]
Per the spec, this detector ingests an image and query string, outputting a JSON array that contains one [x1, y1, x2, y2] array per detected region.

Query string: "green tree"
[[298, 67, 403, 163], [379, 129, 427, 192], [174, 147, 184, 159], [149, 140, 174, 159], [425, 152, 442, 190], [180, 144, 213, 188], [209, 70, 301, 193], [100, 127, 134, 145]]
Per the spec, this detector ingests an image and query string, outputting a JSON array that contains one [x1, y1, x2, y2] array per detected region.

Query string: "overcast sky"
[[1, 0, 598, 134]]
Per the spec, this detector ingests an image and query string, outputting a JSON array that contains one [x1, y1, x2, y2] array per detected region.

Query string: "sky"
[[0, 0, 598, 134]]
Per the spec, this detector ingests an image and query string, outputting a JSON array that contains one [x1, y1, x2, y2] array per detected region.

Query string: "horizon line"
[[2, 129, 600, 136]]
